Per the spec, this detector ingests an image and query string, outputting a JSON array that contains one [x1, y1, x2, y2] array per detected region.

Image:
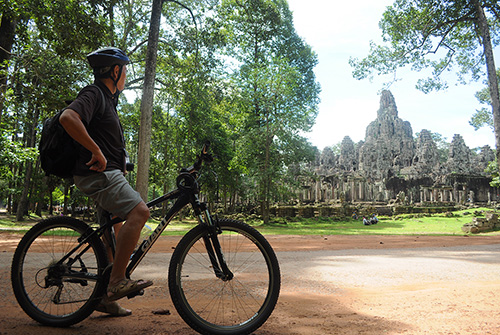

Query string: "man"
[[59, 47, 152, 316]]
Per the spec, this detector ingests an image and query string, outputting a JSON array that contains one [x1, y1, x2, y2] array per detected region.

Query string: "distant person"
[[370, 214, 378, 225], [363, 217, 370, 225]]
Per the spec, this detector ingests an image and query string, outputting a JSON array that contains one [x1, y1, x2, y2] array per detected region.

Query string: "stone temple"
[[300, 90, 498, 206]]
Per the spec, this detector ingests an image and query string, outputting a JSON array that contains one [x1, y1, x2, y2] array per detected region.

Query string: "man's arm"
[[59, 109, 107, 172]]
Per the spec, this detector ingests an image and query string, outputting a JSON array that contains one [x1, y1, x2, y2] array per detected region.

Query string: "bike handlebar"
[[176, 141, 213, 191], [179, 141, 213, 175], [192, 141, 213, 172]]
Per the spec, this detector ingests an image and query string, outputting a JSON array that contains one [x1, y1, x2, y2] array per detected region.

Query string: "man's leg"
[[108, 201, 150, 288]]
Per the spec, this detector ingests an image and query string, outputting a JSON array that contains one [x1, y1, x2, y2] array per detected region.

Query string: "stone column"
[[315, 180, 320, 202], [351, 180, 356, 201]]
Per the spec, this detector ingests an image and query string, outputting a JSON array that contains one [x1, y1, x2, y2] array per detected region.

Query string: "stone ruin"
[[298, 90, 498, 207], [462, 212, 499, 233]]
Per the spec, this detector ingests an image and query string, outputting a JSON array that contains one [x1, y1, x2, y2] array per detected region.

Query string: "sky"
[[286, 0, 499, 151]]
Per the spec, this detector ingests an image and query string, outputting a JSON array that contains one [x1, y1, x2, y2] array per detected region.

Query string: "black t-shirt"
[[67, 81, 126, 176]]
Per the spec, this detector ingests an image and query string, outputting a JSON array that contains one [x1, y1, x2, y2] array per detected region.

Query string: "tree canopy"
[[349, 0, 500, 162], [0, 0, 320, 221], [350, 0, 500, 91]]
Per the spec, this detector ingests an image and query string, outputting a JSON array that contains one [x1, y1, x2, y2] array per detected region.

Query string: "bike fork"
[[199, 211, 233, 281]]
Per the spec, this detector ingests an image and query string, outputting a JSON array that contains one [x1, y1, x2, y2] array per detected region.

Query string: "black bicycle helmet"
[[87, 47, 130, 80], [87, 47, 129, 68]]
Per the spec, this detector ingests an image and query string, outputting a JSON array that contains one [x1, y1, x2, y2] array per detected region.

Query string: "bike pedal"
[[127, 289, 144, 299]]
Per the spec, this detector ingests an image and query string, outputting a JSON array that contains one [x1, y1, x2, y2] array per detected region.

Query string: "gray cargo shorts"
[[74, 170, 143, 221]]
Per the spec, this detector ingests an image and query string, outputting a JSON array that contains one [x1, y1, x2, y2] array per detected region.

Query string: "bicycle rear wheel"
[[168, 218, 280, 335], [11, 216, 108, 327]]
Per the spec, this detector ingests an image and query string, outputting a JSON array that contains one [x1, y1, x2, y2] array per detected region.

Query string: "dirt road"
[[2, 233, 500, 334]]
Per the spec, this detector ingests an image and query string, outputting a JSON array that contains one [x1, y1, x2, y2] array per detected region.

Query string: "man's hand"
[[60, 108, 107, 172], [87, 151, 107, 172]]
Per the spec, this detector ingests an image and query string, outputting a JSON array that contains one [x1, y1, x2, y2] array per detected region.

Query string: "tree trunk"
[[35, 201, 42, 217], [261, 119, 271, 224], [49, 183, 54, 215], [15, 105, 39, 221], [63, 183, 70, 215], [136, 0, 162, 201], [16, 162, 33, 221], [474, 1, 500, 164], [0, 10, 18, 124]]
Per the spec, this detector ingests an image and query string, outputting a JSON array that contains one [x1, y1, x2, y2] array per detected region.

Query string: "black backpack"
[[39, 84, 105, 178]]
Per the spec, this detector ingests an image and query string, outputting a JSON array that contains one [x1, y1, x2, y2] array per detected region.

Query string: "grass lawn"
[[252, 216, 472, 236], [249, 208, 500, 236], [1, 208, 499, 236]]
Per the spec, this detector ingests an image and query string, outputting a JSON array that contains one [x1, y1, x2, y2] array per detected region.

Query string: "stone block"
[[298, 207, 314, 218], [485, 212, 498, 223]]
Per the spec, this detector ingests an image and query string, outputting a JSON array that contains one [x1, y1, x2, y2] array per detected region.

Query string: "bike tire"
[[11, 216, 108, 327], [168, 218, 280, 335]]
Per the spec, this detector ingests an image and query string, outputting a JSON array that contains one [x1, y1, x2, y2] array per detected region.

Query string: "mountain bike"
[[11, 142, 281, 335]]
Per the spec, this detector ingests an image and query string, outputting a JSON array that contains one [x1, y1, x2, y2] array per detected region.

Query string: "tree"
[[0, 0, 109, 121], [350, 0, 500, 162], [469, 69, 500, 131], [2, 0, 320, 220], [0, 2, 19, 124], [220, 0, 320, 223], [135, 0, 162, 201], [134, 0, 216, 201], [0, 0, 110, 219], [486, 160, 500, 187]]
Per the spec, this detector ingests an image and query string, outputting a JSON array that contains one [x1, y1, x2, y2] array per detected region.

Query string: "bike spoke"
[[170, 219, 280, 334], [12, 217, 107, 326]]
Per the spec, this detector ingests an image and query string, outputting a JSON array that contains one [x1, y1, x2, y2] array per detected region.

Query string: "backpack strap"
[[89, 84, 106, 121]]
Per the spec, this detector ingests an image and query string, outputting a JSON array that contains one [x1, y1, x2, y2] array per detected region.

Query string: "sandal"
[[95, 300, 132, 317], [107, 278, 153, 302]]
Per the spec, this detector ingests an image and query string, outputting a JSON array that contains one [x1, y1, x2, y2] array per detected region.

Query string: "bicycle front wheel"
[[168, 218, 280, 335], [11, 216, 108, 327]]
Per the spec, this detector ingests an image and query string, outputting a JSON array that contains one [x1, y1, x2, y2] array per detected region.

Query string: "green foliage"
[[1, 0, 320, 218], [30, 0, 108, 56], [470, 107, 494, 131], [469, 69, 500, 132], [485, 160, 500, 188], [2, 209, 495, 237], [252, 209, 490, 236], [0, 135, 38, 166], [0, 134, 38, 201], [217, 0, 320, 221], [349, 0, 500, 91]]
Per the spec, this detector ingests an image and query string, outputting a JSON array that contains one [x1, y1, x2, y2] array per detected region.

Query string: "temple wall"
[[298, 90, 497, 209]]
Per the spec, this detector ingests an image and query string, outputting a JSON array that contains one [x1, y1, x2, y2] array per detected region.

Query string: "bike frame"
[[126, 187, 198, 276], [57, 145, 232, 285]]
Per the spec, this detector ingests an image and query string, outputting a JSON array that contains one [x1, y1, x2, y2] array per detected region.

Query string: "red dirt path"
[[2, 233, 500, 334]]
